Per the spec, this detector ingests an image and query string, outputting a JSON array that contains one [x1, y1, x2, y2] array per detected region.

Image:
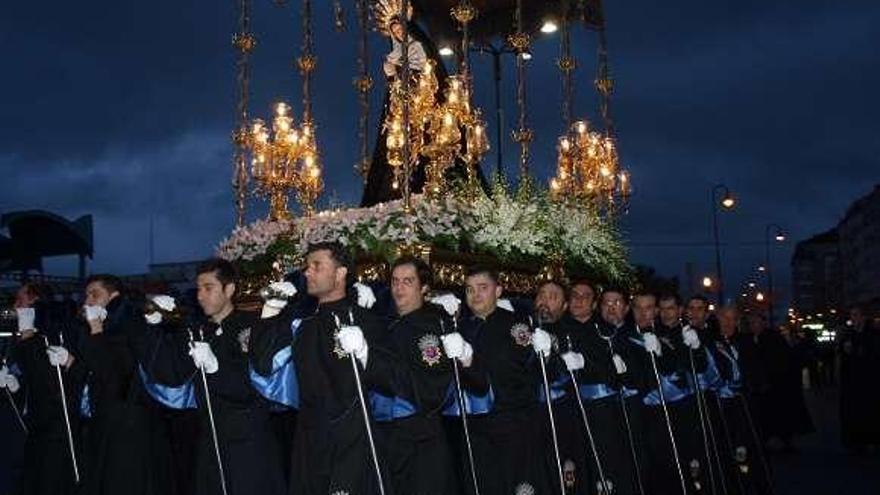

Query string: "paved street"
[[773, 387, 879, 495]]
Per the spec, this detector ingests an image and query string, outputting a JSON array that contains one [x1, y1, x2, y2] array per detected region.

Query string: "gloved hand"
[[682, 327, 701, 350], [440, 332, 474, 366], [260, 298, 287, 319], [151, 295, 176, 312], [430, 293, 462, 316], [497, 298, 514, 312], [269, 281, 297, 298], [16, 307, 36, 332], [338, 325, 369, 366], [0, 366, 21, 393], [642, 332, 662, 356], [353, 283, 376, 309], [532, 328, 553, 358], [145, 312, 163, 325], [83, 305, 108, 322], [47, 346, 71, 367], [189, 342, 219, 374], [561, 351, 586, 371]]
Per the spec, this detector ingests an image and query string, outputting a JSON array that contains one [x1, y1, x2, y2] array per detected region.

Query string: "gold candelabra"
[[248, 102, 322, 220], [384, 66, 489, 199], [550, 119, 629, 207]]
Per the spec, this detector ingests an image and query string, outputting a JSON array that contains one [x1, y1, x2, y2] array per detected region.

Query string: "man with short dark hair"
[[457, 265, 551, 495], [68, 274, 178, 495], [641, 292, 715, 495], [251, 243, 395, 495], [145, 259, 286, 495], [534, 280, 590, 493], [587, 287, 650, 495], [708, 306, 773, 494], [7, 281, 83, 495], [568, 280, 598, 325], [375, 256, 485, 494]]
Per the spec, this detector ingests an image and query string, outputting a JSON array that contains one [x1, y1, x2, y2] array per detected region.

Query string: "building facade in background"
[[791, 229, 841, 316], [792, 184, 880, 317], [838, 185, 880, 314]]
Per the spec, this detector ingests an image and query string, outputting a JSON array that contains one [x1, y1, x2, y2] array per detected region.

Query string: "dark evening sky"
[[1, 1, 878, 304]]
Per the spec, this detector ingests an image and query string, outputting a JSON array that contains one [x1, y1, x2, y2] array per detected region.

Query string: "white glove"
[[269, 281, 297, 298], [0, 366, 21, 393], [338, 325, 369, 366], [532, 328, 553, 357], [260, 298, 287, 319], [497, 298, 514, 312], [682, 327, 701, 350], [47, 346, 71, 367], [16, 307, 36, 332], [440, 332, 474, 365], [430, 293, 462, 316], [189, 342, 219, 374], [84, 305, 108, 322], [353, 282, 376, 309], [151, 295, 176, 312], [561, 351, 586, 371], [642, 332, 662, 356], [144, 312, 163, 325]]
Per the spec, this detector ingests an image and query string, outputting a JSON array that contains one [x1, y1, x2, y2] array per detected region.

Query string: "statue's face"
[[391, 22, 404, 42]]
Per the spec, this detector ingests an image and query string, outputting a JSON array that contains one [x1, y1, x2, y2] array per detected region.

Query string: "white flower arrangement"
[[216, 188, 631, 283]]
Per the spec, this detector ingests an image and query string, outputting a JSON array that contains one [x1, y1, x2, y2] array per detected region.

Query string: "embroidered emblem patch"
[[418, 334, 442, 366], [331, 328, 347, 360], [510, 323, 532, 347], [237, 327, 251, 353]]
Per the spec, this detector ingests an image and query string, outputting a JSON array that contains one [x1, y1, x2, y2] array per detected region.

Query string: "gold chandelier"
[[550, 119, 629, 206], [248, 102, 322, 220]]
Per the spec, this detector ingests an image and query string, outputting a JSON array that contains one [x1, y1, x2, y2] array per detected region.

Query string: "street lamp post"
[[764, 223, 785, 329], [470, 42, 518, 181], [711, 184, 736, 305]]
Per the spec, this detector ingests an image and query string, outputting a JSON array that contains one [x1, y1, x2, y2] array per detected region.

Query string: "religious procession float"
[[215, 0, 633, 295]]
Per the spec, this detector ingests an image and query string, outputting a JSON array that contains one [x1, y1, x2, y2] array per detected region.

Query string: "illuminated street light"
[[541, 20, 558, 34], [720, 194, 735, 209]]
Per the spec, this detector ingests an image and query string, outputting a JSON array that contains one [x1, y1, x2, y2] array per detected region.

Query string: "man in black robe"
[[72, 275, 176, 495], [375, 256, 487, 494], [638, 292, 716, 495], [457, 265, 552, 495], [145, 260, 286, 495], [838, 305, 880, 452], [588, 287, 650, 495], [7, 282, 83, 495], [534, 280, 590, 494], [709, 306, 773, 495], [250, 242, 396, 495]]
